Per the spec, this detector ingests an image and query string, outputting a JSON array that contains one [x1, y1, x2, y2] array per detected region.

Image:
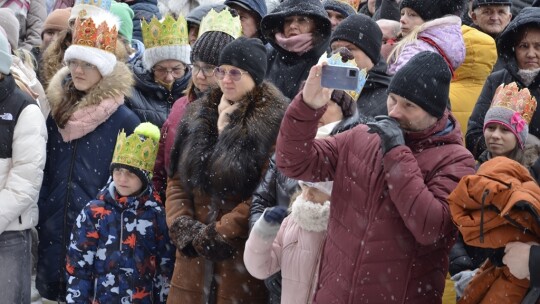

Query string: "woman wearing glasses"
[[152, 13, 240, 201], [37, 14, 140, 302], [165, 37, 287, 304], [127, 15, 192, 128]]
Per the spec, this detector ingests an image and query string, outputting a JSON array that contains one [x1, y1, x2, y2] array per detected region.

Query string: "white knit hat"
[[299, 181, 334, 196], [141, 15, 191, 70], [143, 44, 191, 70], [64, 11, 120, 76]]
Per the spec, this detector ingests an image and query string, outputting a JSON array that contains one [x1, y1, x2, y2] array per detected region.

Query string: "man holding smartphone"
[[328, 14, 391, 117], [275, 51, 475, 303]]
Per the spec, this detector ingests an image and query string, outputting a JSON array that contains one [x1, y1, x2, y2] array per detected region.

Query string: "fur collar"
[[173, 81, 287, 200], [46, 62, 134, 114], [291, 198, 330, 232]]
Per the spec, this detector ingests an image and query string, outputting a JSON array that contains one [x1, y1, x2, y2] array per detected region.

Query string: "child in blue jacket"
[[65, 123, 175, 303]]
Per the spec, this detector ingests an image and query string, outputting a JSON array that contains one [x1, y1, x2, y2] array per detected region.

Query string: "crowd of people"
[[0, 0, 539, 303]]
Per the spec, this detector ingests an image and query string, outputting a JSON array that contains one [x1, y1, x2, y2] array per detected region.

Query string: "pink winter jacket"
[[244, 199, 330, 304]]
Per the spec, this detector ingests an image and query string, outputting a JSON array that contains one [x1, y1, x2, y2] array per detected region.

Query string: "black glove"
[[181, 242, 199, 258], [263, 206, 288, 225], [193, 223, 235, 262], [264, 271, 282, 296], [367, 115, 405, 154], [169, 216, 206, 253]]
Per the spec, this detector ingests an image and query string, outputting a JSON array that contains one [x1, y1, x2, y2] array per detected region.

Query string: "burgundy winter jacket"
[[275, 94, 476, 303]]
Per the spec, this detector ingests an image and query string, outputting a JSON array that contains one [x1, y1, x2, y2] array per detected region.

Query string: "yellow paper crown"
[[198, 8, 242, 39], [337, 0, 361, 11], [72, 16, 118, 53], [491, 82, 537, 124], [111, 123, 161, 173], [142, 15, 189, 49]]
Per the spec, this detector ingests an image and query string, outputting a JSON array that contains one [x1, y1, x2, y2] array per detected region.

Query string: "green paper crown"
[[142, 14, 189, 49], [111, 123, 160, 173], [198, 8, 242, 39]]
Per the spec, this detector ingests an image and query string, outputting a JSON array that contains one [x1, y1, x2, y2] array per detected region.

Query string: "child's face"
[[400, 8, 425, 36], [112, 168, 144, 197], [484, 122, 518, 157], [301, 185, 331, 205]]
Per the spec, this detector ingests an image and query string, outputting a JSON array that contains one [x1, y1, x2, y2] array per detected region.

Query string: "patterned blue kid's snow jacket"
[[66, 180, 175, 303]]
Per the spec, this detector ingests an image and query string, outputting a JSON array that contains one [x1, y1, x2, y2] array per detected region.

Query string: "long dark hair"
[[51, 74, 86, 128]]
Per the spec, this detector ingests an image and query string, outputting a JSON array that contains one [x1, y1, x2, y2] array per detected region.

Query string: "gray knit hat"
[[191, 31, 235, 66], [483, 82, 537, 150]]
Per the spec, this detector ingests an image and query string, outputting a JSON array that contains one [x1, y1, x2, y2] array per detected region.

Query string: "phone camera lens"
[[349, 70, 357, 77]]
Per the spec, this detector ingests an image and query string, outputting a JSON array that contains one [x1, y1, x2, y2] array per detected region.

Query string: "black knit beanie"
[[324, 0, 357, 18], [110, 163, 150, 192], [400, 0, 466, 20], [387, 51, 451, 119], [399, 0, 443, 21], [191, 31, 236, 66], [472, 0, 511, 10], [218, 37, 267, 86], [330, 14, 382, 65]]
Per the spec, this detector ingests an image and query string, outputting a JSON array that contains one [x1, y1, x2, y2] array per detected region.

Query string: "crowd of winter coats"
[[1, 0, 540, 303]]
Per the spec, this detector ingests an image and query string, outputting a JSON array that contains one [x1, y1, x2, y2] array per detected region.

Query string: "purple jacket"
[[388, 15, 465, 75], [275, 94, 475, 303]]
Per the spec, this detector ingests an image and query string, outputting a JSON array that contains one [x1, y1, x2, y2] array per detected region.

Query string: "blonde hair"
[[387, 24, 427, 65]]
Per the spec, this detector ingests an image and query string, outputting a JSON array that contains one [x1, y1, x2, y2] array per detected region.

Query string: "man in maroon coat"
[[275, 51, 476, 303]]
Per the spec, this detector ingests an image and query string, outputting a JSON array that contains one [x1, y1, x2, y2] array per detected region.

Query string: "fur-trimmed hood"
[[291, 198, 330, 232], [171, 81, 288, 200], [46, 62, 134, 113]]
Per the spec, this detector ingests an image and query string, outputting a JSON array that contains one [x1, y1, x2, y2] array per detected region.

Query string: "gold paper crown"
[[72, 16, 118, 53], [198, 8, 242, 40], [491, 82, 537, 124], [142, 15, 189, 49], [111, 123, 160, 173], [337, 0, 361, 11]]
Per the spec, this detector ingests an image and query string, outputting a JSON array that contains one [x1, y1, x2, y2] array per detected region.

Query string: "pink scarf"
[[58, 96, 124, 142], [274, 32, 314, 55]]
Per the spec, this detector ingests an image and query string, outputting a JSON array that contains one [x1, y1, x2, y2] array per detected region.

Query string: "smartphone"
[[320, 64, 360, 91]]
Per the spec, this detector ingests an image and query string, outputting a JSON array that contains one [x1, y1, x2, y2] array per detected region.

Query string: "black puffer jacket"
[[261, 0, 331, 99], [127, 58, 191, 128], [466, 7, 540, 158], [357, 58, 391, 117]]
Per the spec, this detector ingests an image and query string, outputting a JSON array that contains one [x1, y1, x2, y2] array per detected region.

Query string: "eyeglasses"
[[66, 60, 98, 72], [152, 65, 186, 78], [214, 67, 249, 81], [192, 64, 216, 77], [382, 38, 397, 45]]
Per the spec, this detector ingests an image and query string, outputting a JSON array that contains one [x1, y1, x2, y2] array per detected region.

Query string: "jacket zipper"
[[306, 231, 327, 303], [61, 140, 78, 298]]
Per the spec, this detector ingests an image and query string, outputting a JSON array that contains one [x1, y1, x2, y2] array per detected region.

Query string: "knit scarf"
[[274, 32, 314, 55], [517, 68, 540, 87], [58, 96, 123, 142]]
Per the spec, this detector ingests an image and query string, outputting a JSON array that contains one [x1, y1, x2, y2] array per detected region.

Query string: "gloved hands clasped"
[[367, 115, 405, 154]]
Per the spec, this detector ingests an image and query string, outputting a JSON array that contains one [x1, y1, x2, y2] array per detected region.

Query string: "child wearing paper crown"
[[65, 122, 175, 304], [449, 82, 538, 300], [244, 180, 332, 304]]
